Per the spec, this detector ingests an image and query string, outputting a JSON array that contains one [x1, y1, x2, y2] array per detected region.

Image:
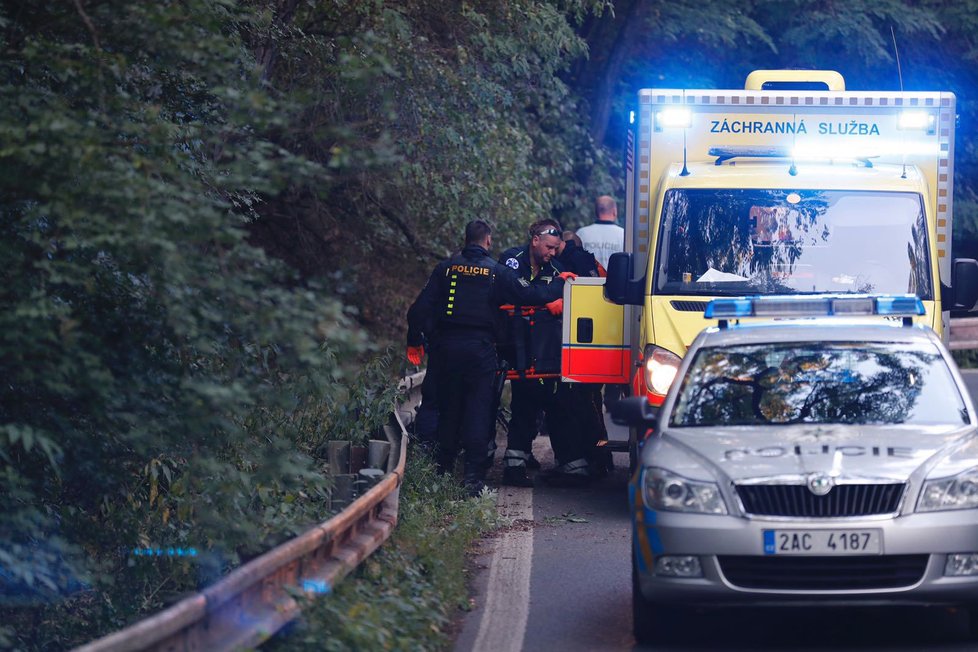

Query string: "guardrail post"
[[327, 441, 351, 475], [330, 474, 356, 511], [368, 439, 391, 469]]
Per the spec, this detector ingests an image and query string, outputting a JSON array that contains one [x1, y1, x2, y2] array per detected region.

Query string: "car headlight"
[[917, 467, 978, 512], [643, 467, 727, 514], [643, 345, 681, 397]]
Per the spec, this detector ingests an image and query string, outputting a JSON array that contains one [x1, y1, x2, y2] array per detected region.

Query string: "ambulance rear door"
[[562, 278, 630, 383]]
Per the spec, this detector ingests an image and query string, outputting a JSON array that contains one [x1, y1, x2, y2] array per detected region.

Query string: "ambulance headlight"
[[643, 345, 681, 396], [655, 108, 692, 130]]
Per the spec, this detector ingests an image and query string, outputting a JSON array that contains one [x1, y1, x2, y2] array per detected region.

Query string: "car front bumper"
[[633, 505, 978, 608]]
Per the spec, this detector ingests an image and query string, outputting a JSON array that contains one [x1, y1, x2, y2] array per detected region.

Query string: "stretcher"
[[498, 304, 562, 380]]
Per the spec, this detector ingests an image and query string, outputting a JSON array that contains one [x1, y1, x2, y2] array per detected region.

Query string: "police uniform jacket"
[[407, 244, 563, 344], [556, 240, 601, 278], [499, 245, 564, 296]]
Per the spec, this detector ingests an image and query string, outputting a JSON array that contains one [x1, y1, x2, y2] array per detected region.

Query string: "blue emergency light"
[[704, 294, 925, 320]]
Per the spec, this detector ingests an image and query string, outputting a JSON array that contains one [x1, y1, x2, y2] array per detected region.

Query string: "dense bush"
[[0, 1, 370, 647]]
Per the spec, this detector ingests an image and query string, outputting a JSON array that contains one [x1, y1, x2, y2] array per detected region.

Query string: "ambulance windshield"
[[654, 189, 932, 298]]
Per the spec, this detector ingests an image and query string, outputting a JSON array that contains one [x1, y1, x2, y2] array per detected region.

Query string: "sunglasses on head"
[[535, 228, 561, 237]]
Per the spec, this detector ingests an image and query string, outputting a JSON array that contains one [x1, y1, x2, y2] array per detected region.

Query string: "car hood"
[[651, 423, 976, 484]]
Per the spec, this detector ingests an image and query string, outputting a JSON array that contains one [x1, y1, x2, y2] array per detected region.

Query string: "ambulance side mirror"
[[951, 258, 978, 311], [605, 252, 645, 305], [611, 397, 660, 427]]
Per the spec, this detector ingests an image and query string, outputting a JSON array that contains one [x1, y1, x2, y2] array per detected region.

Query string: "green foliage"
[[266, 454, 501, 652], [0, 0, 380, 647], [242, 0, 617, 335], [952, 348, 978, 369]]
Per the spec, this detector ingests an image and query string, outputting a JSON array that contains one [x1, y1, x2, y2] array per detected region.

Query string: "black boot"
[[462, 465, 487, 497]]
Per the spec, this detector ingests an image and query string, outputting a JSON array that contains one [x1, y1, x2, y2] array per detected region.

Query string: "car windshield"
[[654, 189, 932, 298], [670, 341, 968, 427]]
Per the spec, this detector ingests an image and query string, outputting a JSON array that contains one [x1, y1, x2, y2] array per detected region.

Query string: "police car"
[[614, 295, 978, 645]]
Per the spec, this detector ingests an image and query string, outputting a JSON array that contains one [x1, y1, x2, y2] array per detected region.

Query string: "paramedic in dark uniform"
[[407, 220, 569, 495], [498, 219, 566, 487], [541, 231, 610, 486]]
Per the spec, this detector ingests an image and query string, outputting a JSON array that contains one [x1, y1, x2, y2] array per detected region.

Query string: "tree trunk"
[[589, 0, 648, 147]]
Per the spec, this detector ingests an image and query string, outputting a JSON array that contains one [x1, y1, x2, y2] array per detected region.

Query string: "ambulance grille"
[[736, 483, 905, 517], [670, 300, 709, 312], [718, 555, 928, 590]]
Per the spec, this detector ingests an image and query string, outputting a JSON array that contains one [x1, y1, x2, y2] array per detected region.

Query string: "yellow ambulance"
[[563, 70, 978, 461]]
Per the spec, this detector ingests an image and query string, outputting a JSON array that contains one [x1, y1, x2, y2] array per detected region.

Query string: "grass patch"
[[265, 451, 501, 651]]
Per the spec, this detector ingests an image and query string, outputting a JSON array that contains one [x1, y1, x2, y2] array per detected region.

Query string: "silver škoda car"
[[616, 295, 978, 645]]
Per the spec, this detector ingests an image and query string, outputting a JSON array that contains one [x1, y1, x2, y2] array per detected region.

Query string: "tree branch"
[[70, 0, 101, 51]]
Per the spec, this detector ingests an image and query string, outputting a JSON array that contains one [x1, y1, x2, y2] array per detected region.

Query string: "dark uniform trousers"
[[432, 333, 499, 475], [506, 376, 559, 466], [549, 381, 608, 470]]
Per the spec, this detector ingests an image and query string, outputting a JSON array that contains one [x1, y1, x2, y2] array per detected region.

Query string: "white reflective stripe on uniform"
[[555, 458, 589, 475], [504, 449, 529, 467]]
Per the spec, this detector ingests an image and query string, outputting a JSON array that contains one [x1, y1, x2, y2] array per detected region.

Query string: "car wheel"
[[632, 551, 684, 645]]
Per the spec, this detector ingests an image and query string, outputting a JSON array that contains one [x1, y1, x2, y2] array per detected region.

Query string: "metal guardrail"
[[75, 371, 425, 652], [950, 317, 978, 350]]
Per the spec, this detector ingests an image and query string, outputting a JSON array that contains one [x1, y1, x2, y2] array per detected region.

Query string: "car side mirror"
[[604, 252, 645, 305], [610, 397, 660, 427], [951, 258, 978, 311]]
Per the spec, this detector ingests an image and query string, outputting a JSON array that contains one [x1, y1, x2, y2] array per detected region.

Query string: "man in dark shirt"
[[497, 219, 566, 486], [407, 220, 569, 495]]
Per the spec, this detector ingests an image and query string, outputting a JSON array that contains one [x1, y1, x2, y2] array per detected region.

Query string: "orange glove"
[[558, 271, 577, 281], [545, 298, 563, 316], [407, 345, 424, 365]]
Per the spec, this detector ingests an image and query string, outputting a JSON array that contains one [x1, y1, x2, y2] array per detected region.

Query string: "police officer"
[[407, 220, 570, 495], [577, 195, 628, 410], [498, 219, 566, 487], [576, 195, 624, 270]]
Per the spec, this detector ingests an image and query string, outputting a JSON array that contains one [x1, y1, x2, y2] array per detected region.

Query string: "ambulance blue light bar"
[[704, 294, 925, 319]]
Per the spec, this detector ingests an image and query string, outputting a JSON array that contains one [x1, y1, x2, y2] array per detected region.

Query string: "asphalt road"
[[452, 372, 978, 651]]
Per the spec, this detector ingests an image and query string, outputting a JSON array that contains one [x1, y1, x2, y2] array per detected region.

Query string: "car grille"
[[718, 555, 928, 590], [736, 483, 905, 517]]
